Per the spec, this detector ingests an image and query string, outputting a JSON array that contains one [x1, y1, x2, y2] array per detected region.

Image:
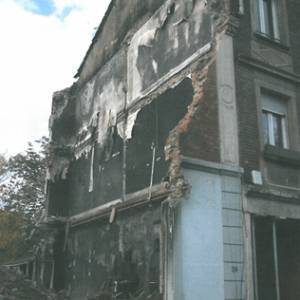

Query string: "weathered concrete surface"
[[0, 267, 61, 300], [64, 204, 162, 299], [76, 0, 165, 85], [127, 0, 212, 102], [46, 0, 233, 299]]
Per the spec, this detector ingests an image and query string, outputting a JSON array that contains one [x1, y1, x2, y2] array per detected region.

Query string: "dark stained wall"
[[65, 79, 193, 216], [126, 79, 194, 194], [64, 204, 162, 300], [47, 1, 226, 299], [76, 0, 165, 85]]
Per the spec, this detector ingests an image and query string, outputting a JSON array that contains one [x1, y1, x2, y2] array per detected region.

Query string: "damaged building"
[[46, 0, 300, 299]]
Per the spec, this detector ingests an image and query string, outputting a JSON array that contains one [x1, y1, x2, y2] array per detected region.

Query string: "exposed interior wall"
[[127, 0, 212, 102], [47, 0, 234, 298], [63, 204, 161, 299], [48, 0, 230, 217], [76, 0, 165, 85], [50, 79, 194, 217]]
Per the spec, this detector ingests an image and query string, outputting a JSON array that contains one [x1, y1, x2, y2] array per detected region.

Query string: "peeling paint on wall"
[[46, 0, 234, 298], [127, 0, 212, 102], [117, 109, 141, 140]]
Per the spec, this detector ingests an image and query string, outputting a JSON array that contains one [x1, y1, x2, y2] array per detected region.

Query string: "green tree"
[[0, 154, 7, 175], [0, 210, 27, 263], [0, 154, 8, 202], [0, 136, 49, 222]]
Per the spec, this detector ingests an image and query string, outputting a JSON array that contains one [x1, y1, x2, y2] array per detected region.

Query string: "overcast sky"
[[0, 0, 110, 155]]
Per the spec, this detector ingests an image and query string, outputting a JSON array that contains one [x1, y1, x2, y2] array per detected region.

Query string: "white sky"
[[0, 0, 111, 155]]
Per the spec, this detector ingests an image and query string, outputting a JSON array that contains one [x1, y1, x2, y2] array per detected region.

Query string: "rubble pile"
[[0, 267, 60, 300]]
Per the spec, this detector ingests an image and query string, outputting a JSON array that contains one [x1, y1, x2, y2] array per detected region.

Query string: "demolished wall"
[[47, 0, 234, 298]]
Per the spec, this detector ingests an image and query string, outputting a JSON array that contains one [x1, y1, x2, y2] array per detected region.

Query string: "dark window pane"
[[254, 217, 277, 300], [277, 220, 300, 300], [262, 111, 269, 145], [272, 113, 284, 148], [263, 0, 274, 36]]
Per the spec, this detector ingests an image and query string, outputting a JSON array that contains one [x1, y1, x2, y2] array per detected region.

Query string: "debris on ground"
[[0, 267, 65, 300]]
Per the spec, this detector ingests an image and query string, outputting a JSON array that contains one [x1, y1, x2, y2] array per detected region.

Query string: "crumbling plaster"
[[48, 0, 230, 192], [47, 0, 234, 298]]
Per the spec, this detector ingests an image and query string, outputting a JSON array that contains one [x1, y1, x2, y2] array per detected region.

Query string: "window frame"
[[251, 216, 300, 300], [254, 78, 300, 188], [260, 89, 290, 150], [262, 108, 289, 149], [257, 0, 280, 40], [251, 216, 280, 300], [251, 0, 290, 46], [255, 79, 299, 153]]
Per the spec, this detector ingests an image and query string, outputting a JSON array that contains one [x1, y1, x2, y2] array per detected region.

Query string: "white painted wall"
[[170, 166, 245, 300], [172, 169, 225, 300]]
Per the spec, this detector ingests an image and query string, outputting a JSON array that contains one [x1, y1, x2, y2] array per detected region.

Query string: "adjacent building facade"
[[46, 0, 300, 299]]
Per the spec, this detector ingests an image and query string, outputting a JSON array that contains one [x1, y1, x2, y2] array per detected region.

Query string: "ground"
[[0, 267, 64, 300]]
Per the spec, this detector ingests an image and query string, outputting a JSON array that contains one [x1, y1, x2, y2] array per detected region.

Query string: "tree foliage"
[[0, 136, 49, 221], [0, 154, 7, 176], [0, 210, 27, 263]]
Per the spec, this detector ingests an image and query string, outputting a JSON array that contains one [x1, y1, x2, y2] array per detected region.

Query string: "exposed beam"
[[68, 183, 170, 227]]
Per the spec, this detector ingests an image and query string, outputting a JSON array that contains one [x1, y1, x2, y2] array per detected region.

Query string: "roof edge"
[[74, 0, 115, 78]]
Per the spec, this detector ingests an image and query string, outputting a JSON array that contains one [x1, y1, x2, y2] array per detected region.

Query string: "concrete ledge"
[[181, 156, 243, 176], [238, 55, 300, 84], [264, 144, 300, 167], [68, 183, 170, 228], [245, 196, 300, 219], [246, 184, 300, 205]]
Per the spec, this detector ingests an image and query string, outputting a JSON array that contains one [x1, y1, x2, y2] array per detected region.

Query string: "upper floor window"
[[257, 0, 280, 40], [261, 91, 289, 149]]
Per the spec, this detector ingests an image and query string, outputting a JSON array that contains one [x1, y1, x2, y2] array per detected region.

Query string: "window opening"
[[262, 110, 287, 148], [257, 0, 280, 40], [261, 91, 289, 149], [252, 217, 300, 300]]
